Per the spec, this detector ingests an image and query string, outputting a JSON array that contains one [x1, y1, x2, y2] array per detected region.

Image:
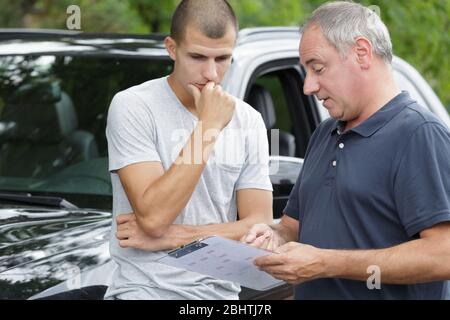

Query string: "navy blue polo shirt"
[[284, 92, 450, 299]]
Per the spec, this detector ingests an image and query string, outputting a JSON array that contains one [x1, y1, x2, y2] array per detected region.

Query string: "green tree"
[[229, 0, 305, 28], [0, 0, 37, 28], [365, 0, 450, 110], [128, 0, 178, 32], [0, 0, 145, 33]]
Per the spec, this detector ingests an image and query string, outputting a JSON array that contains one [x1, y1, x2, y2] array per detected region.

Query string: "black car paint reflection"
[[0, 206, 111, 299]]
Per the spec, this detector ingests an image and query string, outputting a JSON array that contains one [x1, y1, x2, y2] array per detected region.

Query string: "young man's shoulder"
[[116, 77, 167, 101], [108, 77, 168, 115], [234, 98, 266, 125]]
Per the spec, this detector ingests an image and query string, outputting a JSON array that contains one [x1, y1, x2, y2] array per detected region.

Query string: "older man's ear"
[[354, 37, 373, 70]]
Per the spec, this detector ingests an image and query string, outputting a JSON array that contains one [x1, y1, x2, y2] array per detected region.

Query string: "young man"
[[104, 0, 273, 300], [243, 1, 450, 299]]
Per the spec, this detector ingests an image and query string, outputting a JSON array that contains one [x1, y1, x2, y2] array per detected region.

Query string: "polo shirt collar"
[[331, 91, 415, 137]]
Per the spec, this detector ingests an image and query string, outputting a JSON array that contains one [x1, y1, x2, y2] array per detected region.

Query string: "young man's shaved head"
[[171, 0, 238, 43]]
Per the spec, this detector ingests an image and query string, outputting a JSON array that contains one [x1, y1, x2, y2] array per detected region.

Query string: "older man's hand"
[[254, 242, 328, 285]]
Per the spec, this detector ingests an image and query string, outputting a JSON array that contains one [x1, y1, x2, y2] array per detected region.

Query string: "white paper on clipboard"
[[157, 235, 284, 291]]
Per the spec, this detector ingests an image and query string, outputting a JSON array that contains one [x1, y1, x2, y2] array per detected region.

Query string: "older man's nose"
[[303, 73, 320, 96]]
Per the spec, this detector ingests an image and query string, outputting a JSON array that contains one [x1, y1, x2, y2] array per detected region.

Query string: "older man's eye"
[[314, 68, 324, 74]]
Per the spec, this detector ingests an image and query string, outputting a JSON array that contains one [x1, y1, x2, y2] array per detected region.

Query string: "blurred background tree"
[[0, 0, 448, 109]]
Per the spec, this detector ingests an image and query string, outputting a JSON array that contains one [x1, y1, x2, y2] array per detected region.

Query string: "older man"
[[243, 1, 450, 299]]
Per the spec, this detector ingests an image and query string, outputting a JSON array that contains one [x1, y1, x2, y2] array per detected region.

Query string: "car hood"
[[0, 204, 112, 299]]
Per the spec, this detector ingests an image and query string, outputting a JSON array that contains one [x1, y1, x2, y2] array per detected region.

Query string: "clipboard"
[[157, 235, 284, 291]]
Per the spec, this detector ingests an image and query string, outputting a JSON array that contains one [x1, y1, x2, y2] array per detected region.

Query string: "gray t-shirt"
[[104, 77, 272, 300]]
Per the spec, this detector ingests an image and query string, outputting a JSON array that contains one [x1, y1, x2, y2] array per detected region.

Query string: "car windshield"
[[0, 54, 173, 208]]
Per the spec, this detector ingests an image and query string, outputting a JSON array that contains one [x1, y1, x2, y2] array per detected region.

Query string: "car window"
[[254, 75, 292, 134], [245, 61, 318, 159], [246, 72, 298, 159], [0, 54, 173, 203]]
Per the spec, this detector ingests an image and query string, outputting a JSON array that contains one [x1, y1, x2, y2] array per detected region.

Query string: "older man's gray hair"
[[301, 1, 393, 64]]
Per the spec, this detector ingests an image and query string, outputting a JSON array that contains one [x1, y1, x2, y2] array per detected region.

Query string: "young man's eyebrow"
[[188, 52, 232, 59], [217, 54, 232, 59], [188, 52, 207, 57]]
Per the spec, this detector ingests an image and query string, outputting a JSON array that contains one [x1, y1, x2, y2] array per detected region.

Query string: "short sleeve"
[[235, 113, 273, 192], [106, 90, 161, 172], [394, 122, 450, 237], [283, 172, 302, 220]]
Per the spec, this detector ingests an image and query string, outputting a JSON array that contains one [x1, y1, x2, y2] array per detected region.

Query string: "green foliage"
[[0, 0, 144, 33], [229, 0, 305, 28], [0, 1, 23, 28], [364, 0, 450, 111], [128, 0, 178, 32], [0, 0, 448, 109]]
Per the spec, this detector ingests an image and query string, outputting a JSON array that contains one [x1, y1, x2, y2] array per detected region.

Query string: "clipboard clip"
[[167, 238, 209, 258]]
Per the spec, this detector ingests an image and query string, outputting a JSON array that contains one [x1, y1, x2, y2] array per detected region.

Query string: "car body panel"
[[0, 204, 111, 299]]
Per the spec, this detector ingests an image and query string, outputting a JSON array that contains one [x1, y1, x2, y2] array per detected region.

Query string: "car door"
[[242, 59, 320, 218]]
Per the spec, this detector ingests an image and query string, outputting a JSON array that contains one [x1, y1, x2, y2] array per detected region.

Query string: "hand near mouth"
[[188, 81, 235, 131]]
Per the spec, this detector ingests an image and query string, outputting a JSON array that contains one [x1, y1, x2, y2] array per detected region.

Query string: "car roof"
[[0, 29, 169, 57], [0, 27, 300, 57]]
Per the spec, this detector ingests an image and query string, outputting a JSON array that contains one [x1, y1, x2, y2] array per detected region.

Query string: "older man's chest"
[[300, 133, 399, 209]]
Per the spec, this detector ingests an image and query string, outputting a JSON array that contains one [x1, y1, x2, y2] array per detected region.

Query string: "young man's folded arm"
[[115, 188, 273, 251], [169, 188, 273, 245]]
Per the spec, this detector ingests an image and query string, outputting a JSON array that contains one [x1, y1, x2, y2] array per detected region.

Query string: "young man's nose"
[[202, 60, 218, 81], [303, 73, 320, 96]]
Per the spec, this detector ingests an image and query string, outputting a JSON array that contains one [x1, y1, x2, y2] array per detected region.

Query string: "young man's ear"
[[165, 36, 177, 61], [353, 37, 373, 70]]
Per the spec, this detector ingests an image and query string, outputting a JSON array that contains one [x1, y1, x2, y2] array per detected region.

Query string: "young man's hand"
[[188, 81, 235, 131], [116, 213, 177, 251]]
